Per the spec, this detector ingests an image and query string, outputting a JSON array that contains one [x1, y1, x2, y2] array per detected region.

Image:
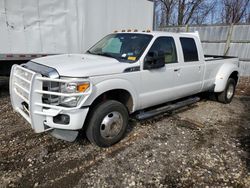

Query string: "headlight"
[[61, 82, 90, 93], [60, 80, 90, 107]]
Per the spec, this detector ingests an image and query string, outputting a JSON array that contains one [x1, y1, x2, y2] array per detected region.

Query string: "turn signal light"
[[77, 83, 90, 92]]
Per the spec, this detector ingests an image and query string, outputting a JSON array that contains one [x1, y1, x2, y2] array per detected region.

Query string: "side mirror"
[[144, 51, 165, 70]]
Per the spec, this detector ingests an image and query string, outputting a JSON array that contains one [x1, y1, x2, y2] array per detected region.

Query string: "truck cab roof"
[[114, 31, 200, 40]]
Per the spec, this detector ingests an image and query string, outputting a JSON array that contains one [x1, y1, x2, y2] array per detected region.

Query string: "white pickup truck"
[[10, 31, 239, 147]]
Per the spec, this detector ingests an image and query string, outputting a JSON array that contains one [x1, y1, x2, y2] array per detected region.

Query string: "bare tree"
[[156, 0, 176, 26], [222, 0, 250, 24], [156, 0, 216, 26], [176, 0, 216, 25], [190, 1, 217, 24]]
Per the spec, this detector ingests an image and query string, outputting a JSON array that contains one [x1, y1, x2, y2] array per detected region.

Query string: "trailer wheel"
[[217, 78, 236, 104], [86, 100, 129, 147]]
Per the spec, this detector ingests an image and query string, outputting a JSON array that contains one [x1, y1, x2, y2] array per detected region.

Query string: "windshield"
[[87, 33, 153, 63]]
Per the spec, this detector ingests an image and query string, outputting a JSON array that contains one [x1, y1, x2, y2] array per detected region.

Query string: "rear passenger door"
[[174, 37, 204, 98]]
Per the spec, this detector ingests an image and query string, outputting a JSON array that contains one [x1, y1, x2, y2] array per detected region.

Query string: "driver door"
[[140, 36, 181, 109]]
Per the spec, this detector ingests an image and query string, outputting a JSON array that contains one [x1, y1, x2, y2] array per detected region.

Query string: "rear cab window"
[[180, 37, 199, 62]]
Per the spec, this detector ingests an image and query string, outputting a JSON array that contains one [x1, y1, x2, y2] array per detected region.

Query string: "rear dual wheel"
[[217, 78, 236, 104]]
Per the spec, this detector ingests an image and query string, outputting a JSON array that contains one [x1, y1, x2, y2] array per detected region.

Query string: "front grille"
[[22, 61, 61, 106], [13, 64, 61, 111], [42, 81, 60, 105]]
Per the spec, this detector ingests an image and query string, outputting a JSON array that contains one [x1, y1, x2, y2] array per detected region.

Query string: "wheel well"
[[91, 89, 134, 113], [229, 71, 239, 84]]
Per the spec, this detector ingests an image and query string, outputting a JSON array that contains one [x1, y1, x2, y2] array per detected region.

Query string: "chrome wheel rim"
[[227, 84, 234, 99], [100, 111, 123, 139]]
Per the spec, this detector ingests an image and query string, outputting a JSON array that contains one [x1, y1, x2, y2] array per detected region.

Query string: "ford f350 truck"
[[9, 31, 239, 147]]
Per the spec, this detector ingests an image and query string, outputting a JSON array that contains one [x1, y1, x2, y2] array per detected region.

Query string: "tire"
[[86, 100, 129, 147], [217, 78, 236, 104]]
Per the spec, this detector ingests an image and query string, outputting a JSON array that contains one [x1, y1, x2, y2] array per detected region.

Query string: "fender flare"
[[214, 63, 239, 92], [84, 78, 139, 112]]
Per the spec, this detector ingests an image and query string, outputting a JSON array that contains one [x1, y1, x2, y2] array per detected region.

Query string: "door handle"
[[174, 68, 181, 72], [198, 66, 202, 73]]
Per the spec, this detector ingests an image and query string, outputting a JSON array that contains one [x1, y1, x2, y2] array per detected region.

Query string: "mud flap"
[[50, 129, 79, 142]]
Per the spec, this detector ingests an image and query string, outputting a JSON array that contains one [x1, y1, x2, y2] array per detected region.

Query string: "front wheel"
[[217, 78, 236, 104], [86, 100, 129, 147]]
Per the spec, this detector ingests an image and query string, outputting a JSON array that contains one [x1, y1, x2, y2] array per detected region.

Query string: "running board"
[[136, 97, 200, 120]]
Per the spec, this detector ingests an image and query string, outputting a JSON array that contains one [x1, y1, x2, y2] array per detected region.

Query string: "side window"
[[148, 37, 177, 64], [180, 37, 199, 62]]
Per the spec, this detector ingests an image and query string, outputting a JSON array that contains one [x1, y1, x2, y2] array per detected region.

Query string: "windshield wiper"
[[87, 51, 121, 61], [96, 52, 114, 58], [95, 52, 121, 60], [86, 50, 93, 54]]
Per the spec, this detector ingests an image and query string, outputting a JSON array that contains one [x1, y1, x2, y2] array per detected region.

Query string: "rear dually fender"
[[214, 59, 239, 92]]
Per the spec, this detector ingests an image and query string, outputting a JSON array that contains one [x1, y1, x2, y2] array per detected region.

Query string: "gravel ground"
[[1, 80, 250, 187]]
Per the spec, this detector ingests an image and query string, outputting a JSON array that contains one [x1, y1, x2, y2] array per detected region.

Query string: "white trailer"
[[0, 0, 154, 75]]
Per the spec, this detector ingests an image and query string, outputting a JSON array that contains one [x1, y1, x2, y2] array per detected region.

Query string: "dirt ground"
[[1, 80, 250, 188]]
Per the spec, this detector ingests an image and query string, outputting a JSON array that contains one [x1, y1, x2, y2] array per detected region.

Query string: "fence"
[[159, 24, 250, 76]]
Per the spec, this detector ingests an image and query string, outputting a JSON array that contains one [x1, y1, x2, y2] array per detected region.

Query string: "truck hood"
[[32, 54, 134, 77]]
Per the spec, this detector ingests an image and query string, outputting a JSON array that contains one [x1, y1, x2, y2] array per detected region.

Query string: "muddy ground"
[[1, 80, 250, 188]]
